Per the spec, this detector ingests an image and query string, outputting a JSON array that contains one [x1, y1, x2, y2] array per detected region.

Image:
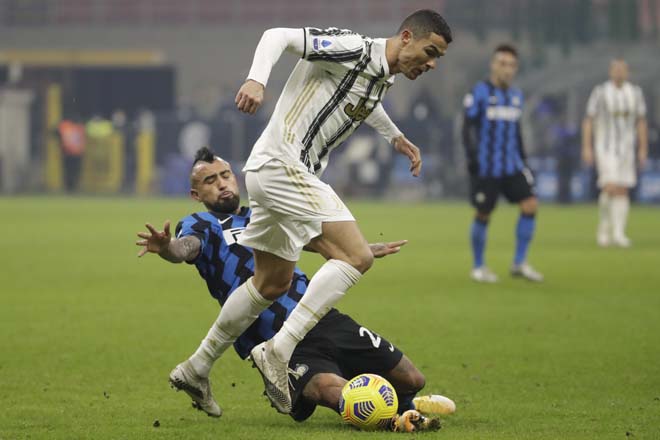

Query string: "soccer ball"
[[338, 373, 399, 430]]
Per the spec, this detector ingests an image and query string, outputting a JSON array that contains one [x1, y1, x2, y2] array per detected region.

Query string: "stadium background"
[[1, 1, 659, 439], [1, 0, 660, 201]]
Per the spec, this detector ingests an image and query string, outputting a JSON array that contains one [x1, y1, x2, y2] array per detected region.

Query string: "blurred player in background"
[[136, 147, 455, 432], [172, 10, 453, 414], [581, 59, 648, 248], [462, 44, 543, 283]]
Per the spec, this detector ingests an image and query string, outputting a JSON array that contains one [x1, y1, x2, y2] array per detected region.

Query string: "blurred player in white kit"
[[582, 59, 648, 247]]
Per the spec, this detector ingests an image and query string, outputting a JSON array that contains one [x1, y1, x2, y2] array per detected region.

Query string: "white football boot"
[[510, 262, 544, 282], [413, 394, 457, 415], [612, 235, 631, 248], [470, 266, 499, 283], [249, 339, 292, 414], [169, 360, 222, 417]]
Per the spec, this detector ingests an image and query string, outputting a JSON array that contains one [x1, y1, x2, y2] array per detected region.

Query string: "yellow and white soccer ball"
[[338, 373, 399, 430]]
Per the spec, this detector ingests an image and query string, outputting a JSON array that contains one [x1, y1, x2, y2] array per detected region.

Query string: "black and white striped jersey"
[[586, 80, 646, 157], [244, 27, 395, 176]]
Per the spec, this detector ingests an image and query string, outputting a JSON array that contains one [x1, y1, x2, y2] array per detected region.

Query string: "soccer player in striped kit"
[[582, 59, 648, 248], [137, 148, 453, 431], [168, 10, 453, 414], [462, 44, 543, 283]]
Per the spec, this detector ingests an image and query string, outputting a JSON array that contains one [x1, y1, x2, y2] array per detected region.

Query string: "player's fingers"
[[237, 94, 247, 112], [238, 94, 252, 112], [145, 223, 158, 234], [388, 240, 408, 248], [137, 232, 151, 239], [137, 247, 148, 257], [164, 220, 171, 236], [235, 90, 243, 105], [249, 101, 259, 115], [135, 239, 148, 246], [410, 159, 422, 177]]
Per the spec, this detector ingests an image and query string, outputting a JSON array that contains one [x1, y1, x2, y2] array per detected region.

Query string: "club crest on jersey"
[[512, 95, 521, 106], [344, 98, 372, 121]]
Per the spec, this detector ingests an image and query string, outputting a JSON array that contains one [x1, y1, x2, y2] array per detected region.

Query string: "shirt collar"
[[373, 38, 391, 78]]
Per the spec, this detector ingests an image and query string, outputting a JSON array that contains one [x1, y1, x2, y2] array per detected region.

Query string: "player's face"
[[398, 31, 448, 80], [490, 51, 518, 87], [609, 60, 629, 86], [190, 159, 240, 214]]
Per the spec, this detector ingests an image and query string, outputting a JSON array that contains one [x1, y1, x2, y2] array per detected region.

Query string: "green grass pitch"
[[1, 197, 659, 439]]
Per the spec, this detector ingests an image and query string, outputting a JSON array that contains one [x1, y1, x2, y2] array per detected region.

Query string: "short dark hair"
[[398, 9, 452, 44], [494, 43, 518, 58], [193, 146, 216, 167]]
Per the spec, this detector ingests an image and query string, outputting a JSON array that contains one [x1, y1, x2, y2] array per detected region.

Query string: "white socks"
[[598, 192, 611, 238], [189, 277, 272, 377], [610, 195, 630, 240], [271, 259, 362, 362]]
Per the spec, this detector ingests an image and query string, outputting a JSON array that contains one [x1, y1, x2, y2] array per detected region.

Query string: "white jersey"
[[586, 80, 646, 158], [244, 27, 395, 177]]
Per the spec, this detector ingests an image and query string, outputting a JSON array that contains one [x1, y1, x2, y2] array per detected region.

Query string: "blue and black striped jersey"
[[175, 208, 309, 359], [463, 80, 527, 177]]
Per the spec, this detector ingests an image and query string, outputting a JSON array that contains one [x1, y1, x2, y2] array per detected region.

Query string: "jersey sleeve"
[[586, 85, 602, 117], [462, 83, 485, 174], [302, 27, 366, 66], [635, 86, 647, 118], [175, 215, 210, 264], [463, 82, 485, 120]]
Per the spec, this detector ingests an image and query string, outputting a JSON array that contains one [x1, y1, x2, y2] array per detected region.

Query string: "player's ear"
[[190, 189, 201, 202], [400, 29, 413, 45]]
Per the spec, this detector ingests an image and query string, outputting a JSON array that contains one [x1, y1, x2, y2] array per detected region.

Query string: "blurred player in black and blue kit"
[[462, 44, 543, 283], [136, 147, 455, 432]]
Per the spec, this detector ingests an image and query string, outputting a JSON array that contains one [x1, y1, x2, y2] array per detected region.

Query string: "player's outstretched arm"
[[370, 240, 408, 258], [136, 221, 201, 263], [236, 28, 305, 115]]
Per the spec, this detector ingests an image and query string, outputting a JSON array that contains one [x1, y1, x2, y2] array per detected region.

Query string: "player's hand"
[[235, 79, 265, 115], [638, 150, 647, 169], [136, 221, 172, 257], [393, 135, 422, 177], [581, 147, 594, 167], [370, 240, 408, 258]]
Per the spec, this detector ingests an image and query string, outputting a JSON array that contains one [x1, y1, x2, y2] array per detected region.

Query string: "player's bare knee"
[[476, 211, 491, 222], [397, 366, 426, 393], [407, 370, 426, 393], [348, 250, 374, 274], [254, 277, 292, 300], [520, 197, 538, 215], [387, 356, 426, 393], [303, 374, 345, 408]]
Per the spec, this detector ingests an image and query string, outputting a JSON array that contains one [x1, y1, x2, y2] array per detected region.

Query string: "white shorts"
[[237, 159, 355, 262], [596, 152, 636, 188]]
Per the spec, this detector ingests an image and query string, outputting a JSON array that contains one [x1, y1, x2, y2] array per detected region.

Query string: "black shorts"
[[288, 309, 403, 422], [469, 169, 535, 213]]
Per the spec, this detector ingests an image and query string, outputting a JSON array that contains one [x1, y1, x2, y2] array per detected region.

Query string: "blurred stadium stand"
[[0, 0, 659, 201]]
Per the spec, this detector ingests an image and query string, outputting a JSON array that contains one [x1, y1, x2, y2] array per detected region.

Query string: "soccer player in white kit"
[[167, 10, 452, 416], [582, 59, 648, 247]]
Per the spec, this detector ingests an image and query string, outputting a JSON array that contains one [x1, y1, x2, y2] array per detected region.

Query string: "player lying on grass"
[[136, 147, 455, 432]]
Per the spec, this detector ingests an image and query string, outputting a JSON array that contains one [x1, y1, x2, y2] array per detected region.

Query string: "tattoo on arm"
[[159, 236, 201, 263]]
